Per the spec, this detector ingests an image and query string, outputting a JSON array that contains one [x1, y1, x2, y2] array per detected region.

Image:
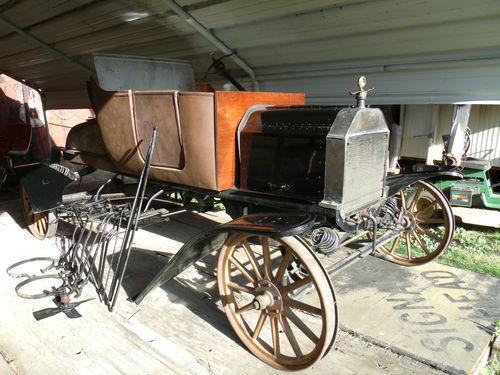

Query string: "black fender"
[[386, 170, 462, 197], [132, 213, 314, 304], [16, 163, 78, 213]]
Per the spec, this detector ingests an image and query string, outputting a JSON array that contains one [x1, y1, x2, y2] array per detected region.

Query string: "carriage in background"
[[16, 55, 462, 370], [0, 119, 31, 188], [0, 74, 51, 190]]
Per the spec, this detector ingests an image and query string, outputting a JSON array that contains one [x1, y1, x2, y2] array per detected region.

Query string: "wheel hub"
[[253, 279, 283, 315], [401, 210, 417, 232]]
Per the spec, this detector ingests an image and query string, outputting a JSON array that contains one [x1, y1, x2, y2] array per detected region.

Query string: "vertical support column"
[[425, 104, 440, 165], [443, 104, 472, 166]]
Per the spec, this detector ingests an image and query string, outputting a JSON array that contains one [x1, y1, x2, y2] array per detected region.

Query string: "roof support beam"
[[161, 0, 259, 91], [0, 14, 94, 75]]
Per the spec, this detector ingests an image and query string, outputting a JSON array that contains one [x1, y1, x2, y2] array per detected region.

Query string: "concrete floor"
[[0, 188, 496, 374]]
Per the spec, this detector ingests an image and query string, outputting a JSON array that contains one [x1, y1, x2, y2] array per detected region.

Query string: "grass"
[[377, 223, 499, 278], [484, 355, 500, 375], [482, 319, 500, 375], [436, 226, 500, 278]]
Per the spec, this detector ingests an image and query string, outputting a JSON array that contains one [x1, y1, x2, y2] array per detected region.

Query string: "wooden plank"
[[215, 91, 305, 190]]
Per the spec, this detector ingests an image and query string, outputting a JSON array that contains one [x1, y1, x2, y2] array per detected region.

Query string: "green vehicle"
[[435, 159, 500, 210], [417, 104, 500, 211]]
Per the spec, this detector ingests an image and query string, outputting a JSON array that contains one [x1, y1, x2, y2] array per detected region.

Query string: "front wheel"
[[217, 233, 337, 370], [377, 180, 455, 266]]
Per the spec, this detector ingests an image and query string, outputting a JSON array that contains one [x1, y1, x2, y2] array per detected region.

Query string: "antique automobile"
[[13, 56, 461, 371]]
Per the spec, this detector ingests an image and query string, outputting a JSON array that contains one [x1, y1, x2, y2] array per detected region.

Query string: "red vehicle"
[[0, 75, 50, 189]]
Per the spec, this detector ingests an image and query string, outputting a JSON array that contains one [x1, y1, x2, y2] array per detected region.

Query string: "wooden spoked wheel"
[[377, 180, 455, 266], [21, 185, 58, 240], [217, 234, 337, 370]]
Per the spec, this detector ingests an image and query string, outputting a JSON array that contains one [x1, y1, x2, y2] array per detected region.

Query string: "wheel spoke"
[[418, 217, 444, 225], [41, 216, 47, 233], [409, 186, 423, 211], [285, 307, 319, 344], [39, 216, 45, 233], [379, 244, 390, 253], [412, 233, 430, 255], [279, 315, 303, 357], [415, 199, 438, 216], [236, 301, 255, 315], [35, 214, 42, 233], [389, 236, 401, 254], [405, 233, 412, 260], [400, 190, 407, 209], [261, 236, 272, 280], [32, 214, 38, 232], [286, 297, 322, 315], [252, 311, 266, 339], [241, 240, 263, 281], [273, 249, 293, 284], [227, 281, 256, 295], [230, 256, 256, 285], [416, 225, 442, 242], [270, 316, 280, 356], [281, 275, 313, 294]]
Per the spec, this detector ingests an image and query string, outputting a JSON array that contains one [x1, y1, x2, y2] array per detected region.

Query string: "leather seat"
[[65, 119, 108, 156]]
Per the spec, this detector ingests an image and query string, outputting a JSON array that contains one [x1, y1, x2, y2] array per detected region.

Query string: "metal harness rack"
[[7, 128, 174, 319]]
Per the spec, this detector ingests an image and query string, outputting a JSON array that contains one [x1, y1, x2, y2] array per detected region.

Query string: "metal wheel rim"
[[217, 233, 337, 370], [377, 181, 454, 266], [21, 185, 58, 240]]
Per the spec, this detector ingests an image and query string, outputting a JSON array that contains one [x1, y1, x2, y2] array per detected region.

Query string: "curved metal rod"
[[6, 257, 58, 279], [94, 178, 113, 201], [144, 189, 164, 212], [15, 274, 64, 299]]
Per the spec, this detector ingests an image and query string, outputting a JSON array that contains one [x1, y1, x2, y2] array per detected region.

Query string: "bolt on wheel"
[[217, 233, 337, 370], [377, 180, 455, 265], [21, 185, 58, 240]]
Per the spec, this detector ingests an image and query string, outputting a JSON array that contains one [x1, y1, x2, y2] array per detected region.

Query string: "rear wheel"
[[21, 185, 58, 240], [217, 233, 337, 370], [376, 180, 454, 265]]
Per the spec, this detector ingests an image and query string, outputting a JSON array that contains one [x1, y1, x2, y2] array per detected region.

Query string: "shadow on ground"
[[115, 247, 240, 345]]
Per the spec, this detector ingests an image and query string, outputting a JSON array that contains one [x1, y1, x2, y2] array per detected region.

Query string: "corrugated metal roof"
[[0, 0, 499, 108]]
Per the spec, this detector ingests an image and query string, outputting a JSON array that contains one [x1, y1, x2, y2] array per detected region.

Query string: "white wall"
[[401, 104, 500, 167]]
